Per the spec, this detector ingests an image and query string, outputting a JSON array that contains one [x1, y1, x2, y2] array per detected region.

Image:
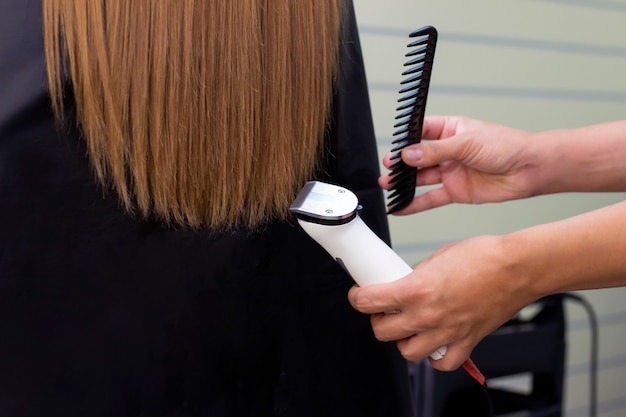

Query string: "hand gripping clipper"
[[290, 180, 447, 360]]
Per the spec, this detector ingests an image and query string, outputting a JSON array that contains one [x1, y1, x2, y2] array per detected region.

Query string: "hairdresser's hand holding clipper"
[[348, 115, 626, 371]]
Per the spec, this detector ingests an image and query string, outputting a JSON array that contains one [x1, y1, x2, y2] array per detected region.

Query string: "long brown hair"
[[43, 0, 343, 231]]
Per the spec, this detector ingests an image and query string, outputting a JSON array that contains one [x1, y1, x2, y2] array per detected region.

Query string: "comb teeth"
[[386, 26, 438, 214]]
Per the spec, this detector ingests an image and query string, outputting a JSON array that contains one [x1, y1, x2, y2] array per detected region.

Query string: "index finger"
[[422, 115, 462, 140]]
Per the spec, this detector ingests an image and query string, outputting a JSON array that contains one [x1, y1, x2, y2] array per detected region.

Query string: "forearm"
[[531, 120, 626, 195], [504, 200, 626, 298]]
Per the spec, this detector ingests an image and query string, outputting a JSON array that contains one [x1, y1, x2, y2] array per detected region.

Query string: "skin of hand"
[[348, 234, 537, 371], [350, 116, 626, 370], [379, 116, 542, 215], [381, 116, 626, 215]]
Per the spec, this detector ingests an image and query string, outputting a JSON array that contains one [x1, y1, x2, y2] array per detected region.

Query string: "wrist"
[[523, 129, 567, 196], [498, 229, 551, 304]]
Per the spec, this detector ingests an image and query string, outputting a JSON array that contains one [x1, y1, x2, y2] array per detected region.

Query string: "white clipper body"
[[290, 181, 447, 360]]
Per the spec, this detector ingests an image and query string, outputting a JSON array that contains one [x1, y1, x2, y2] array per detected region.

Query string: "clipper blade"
[[386, 26, 438, 214]]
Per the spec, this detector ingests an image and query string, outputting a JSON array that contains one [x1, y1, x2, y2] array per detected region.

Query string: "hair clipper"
[[290, 180, 447, 360]]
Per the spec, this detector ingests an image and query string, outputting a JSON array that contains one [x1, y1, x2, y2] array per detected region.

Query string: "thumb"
[[402, 136, 469, 168]]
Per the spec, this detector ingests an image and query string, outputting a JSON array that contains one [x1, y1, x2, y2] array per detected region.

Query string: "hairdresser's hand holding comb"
[[380, 116, 626, 213], [379, 115, 539, 214]]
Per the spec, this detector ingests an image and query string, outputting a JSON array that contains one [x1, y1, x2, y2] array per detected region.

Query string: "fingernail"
[[403, 148, 423, 163]]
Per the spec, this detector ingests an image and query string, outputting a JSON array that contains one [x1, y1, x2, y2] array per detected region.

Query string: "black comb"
[[386, 25, 438, 214]]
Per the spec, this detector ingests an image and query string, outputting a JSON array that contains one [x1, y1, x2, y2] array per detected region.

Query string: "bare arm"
[[510, 200, 626, 295], [532, 120, 626, 194]]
